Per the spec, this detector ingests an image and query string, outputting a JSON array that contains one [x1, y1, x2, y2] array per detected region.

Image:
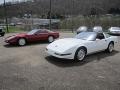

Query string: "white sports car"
[[46, 32, 118, 61]]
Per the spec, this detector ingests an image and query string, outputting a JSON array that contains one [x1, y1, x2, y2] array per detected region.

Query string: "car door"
[[34, 30, 49, 41], [86, 33, 108, 54], [95, 33, 108, 51], [26, 30, 48, 42], [27, 34, 39, 42]]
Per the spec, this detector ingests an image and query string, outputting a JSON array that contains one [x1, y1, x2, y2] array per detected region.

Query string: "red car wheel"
[[48, 36, 54, 43], [18, 38, 26, 46]]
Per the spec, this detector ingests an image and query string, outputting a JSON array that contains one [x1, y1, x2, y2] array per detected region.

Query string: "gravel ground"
[[0, 32, 120, 90]]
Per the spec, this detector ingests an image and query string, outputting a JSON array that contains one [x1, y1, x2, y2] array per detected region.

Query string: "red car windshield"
[[27, 30, 39, 35]]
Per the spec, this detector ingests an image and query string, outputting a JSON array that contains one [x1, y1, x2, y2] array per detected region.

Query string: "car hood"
[[6, 33, 27, 40], [16, 33, 27, 37], [47, 38, 87, 53]]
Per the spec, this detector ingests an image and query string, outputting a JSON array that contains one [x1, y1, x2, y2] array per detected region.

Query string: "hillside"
[[0, 0, 120, 18]]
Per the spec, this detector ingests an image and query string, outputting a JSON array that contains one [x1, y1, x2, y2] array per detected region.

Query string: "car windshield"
[[75, 32, 97, 41], [27, 29, 39, 35], [46, 30, 54, 33]]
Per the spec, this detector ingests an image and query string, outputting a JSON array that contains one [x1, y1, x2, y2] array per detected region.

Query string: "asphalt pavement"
[[0, 32, 120, 90]]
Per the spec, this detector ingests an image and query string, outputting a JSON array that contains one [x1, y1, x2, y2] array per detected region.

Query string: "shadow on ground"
[[46, 50, 119, 67]]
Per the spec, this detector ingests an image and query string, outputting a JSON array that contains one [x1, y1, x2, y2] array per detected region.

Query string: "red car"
[[5, 29, 59, 46]]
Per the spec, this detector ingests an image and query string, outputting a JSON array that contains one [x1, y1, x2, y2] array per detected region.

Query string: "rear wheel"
[[18, 38, 26, 46], [74, 47, 86, 62], [48, 36, 54, 43], [106, 42, 114, 53]]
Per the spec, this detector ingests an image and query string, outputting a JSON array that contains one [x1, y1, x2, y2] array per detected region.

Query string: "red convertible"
[[5, 29, 59, 46]]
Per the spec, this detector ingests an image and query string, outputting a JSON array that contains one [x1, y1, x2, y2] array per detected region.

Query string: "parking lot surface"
[[0, 32, 120, 90]]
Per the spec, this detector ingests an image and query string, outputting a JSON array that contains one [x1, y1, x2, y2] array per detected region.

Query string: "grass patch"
[[5, 26, 25, 33]]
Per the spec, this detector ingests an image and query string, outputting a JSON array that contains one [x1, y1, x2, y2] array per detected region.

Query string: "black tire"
[[48, 36, 54, 43], [1, 33, 5, 36], [18, 38, 26, 46], [74, 47, 87, 62], [106, 42, 114, 53]]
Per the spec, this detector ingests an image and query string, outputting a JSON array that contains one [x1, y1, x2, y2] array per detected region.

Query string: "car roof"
[[80, 31, 97, 34], [109, 27, 120, 29], [82, 31, 103, 34], [33, 29, 48, 31]]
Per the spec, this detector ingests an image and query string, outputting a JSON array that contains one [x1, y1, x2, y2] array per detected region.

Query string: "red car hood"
[[6, 33, 27, 40], [16, 33, 27, 37]]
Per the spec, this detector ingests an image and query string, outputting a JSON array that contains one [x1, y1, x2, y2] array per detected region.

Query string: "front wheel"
[[48, 36, 54, 43], [74, 47, 86, 62], [18, 38, 26, 46], [1, 33, 5, 36], [106, 42, 114, 53]]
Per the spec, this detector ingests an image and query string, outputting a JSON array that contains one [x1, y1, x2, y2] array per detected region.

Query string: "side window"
[[40, 30, 48, 33], [105, 33, 110, 38], [36, 30, 48, 34], [96, 33, 105, 39]]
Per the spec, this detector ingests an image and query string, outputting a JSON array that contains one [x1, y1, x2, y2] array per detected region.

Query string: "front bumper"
[[46, 48, 74, 59], [5, 39, 17, 44]]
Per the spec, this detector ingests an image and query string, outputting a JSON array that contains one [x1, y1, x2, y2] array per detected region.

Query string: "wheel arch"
[[75, 46, 87, 55], [48, 35, 55, 38], [74, 46, 87, 61], [106, 41, 114, 53], [17, 37, 27, 44], [47, 35, 55, 43], [109, 41, 114, 46], [18, 37, 27, 41]]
